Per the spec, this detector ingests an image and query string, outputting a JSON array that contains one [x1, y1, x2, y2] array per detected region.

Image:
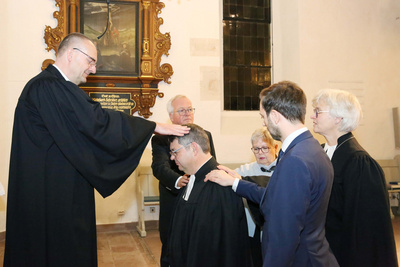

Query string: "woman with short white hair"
[[311, 89, 398, 267]]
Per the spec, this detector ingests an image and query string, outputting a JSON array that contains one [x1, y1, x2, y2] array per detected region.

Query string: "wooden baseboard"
[[96, 222, 137, 232], [96, 220, 159, 233], [0, 231, 4, 241]]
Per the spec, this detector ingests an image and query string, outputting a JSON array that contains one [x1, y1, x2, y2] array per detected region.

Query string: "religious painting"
[[43, 0, 173, 118], [80, 1, 139, 76]]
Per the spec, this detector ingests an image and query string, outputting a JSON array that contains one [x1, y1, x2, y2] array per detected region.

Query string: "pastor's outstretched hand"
[[154, 123, 190, 136]]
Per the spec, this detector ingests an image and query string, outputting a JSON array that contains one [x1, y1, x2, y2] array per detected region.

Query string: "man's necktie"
[[276, 149, 284, 165]]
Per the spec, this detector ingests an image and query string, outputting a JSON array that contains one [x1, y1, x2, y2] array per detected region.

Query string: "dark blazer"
[[151, 131, 216, 236], [237, 130, 338, 267]]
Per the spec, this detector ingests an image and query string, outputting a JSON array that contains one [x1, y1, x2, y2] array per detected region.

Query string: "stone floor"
[[96, 228, 161, 267], [0, 217, 400, 267], [0, 223, 162, 267]]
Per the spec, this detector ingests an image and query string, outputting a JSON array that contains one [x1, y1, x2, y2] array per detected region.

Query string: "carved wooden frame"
[[43, 0, 172, 118]]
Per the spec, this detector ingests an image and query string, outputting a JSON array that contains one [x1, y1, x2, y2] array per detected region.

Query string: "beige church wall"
[[296, 1, 400, 159], [0, 0, 57, 233], [0, 0, 7, 234], [1, 0, 400, 231]]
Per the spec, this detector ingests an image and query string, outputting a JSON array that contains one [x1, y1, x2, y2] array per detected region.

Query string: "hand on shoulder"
[[205, 166, 238, 187]]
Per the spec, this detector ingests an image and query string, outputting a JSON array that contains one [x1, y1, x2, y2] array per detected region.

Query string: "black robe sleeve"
[[28, 74, 155, 197]]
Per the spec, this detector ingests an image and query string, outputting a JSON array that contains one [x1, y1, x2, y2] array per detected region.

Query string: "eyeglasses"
[[176, 108, 195, 116], [313, 108, 330, 118], [73, 48, 97, 67], [170, 143, 191, 157], [251, 147, 270, 154]]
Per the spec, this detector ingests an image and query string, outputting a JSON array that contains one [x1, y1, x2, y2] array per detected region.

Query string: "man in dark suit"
[[206, 81, 339, 267], [167, 123, 251, 267], [151, 95, 216, 267]]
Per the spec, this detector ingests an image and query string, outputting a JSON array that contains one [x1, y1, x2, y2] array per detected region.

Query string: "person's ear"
[[270, 110, 280, 124], [67, 48, 74, 63], [334, 117, 343, 125], [190, 142, 199, 156]]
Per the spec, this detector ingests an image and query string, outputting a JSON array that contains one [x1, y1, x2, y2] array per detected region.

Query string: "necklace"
[[334, 136, 354, 151]]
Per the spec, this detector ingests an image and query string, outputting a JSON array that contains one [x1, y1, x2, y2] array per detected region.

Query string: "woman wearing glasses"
[[311, 89, 397, 267], [234, 127, 278, 267], [236, 127, 278, 177]]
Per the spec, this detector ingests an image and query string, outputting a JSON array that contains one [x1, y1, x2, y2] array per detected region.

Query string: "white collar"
[[183, 156, 212, 201], [281, 127, 308, 153], [52, 64, 70, 82], [324, 143, 337, 160]]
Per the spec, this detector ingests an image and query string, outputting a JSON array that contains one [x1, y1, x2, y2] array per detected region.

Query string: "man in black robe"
[[151, 95, 216, 267], [167, 124, 251, 267], [4, 32, 188, 267]]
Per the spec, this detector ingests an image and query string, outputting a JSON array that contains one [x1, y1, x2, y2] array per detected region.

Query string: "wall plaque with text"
[[89, 92, 136, 115]]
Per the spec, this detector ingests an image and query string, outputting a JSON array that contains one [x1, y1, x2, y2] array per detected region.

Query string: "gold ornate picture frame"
[[43, 0, 173, 118]]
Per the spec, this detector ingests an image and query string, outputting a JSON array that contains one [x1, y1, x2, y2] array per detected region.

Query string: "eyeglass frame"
[[313, 108, 330, 118], [175, 107, 195, 116], [251, 146, 271, 154], [73, 48, 97, 67], [170, 143, 191, 157]]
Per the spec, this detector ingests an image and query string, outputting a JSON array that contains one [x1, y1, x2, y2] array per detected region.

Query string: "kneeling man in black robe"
[[167, 123, 252, 267]]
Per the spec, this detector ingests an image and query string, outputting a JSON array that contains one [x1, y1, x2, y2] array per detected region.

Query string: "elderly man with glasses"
[[151, 95, 216, 267]]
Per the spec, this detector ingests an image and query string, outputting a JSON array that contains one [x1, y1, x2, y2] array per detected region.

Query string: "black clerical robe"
[[325, 132, 398, 267], [151, 131, 216, 237], [4, 65, 156, 267], [168, 157, 252, 267], [151, 132, 216, 266]]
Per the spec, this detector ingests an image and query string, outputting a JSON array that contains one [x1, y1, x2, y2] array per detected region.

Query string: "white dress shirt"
[[280, 127, 308, 153]]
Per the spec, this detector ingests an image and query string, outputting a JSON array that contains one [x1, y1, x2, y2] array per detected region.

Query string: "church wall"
[[0, 0, 399, 231], [297, 1, 400, 158]]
